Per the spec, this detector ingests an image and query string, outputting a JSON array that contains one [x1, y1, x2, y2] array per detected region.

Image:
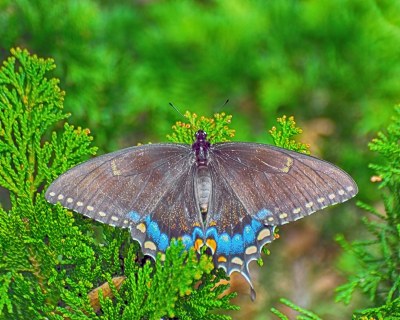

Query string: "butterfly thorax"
[[192, 130, 210, 167], [192, 130, 212, 214]]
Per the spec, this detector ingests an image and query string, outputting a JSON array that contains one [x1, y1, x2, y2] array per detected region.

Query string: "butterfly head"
[[195, 130, 207, 142]]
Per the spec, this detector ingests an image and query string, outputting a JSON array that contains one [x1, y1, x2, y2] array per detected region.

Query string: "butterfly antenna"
[[214, 99, 229, 113], [169, 102, 186, 119]]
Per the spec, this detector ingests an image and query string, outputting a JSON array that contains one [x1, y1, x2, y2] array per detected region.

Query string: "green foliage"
[[368, 106, 400, 190], [0, 47, 99, 318], [334, 106, 400, 319], [268, 106, 400, 319], [2, 1, 394, 154], [167, 111, 235, 144], [0, 49, 238, 319], [269, 115, 310, 154], [3, 0, 392, 316], [270, 298, 322, 320], [97, 242, 236, 320]]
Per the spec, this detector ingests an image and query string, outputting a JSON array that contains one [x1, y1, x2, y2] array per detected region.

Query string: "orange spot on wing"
[[218, 256, 227, 263], [206, 238, 217, 254], [194, 239, 204, 251]]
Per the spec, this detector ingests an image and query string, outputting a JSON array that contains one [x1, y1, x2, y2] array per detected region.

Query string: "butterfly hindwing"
[[45, 144, 204, 259], [136, 164, 203, 258], [204, 163, 276, 287]]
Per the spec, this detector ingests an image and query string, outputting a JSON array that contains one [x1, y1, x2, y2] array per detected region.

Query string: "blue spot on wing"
[[217, 233, 231, 255], [206, 227, 218, 239], [255, 208, 272, 220], [192, 227, 204, 241], [251, 219, 263, 233], [158, 233, 169, 251], [141, 216, 171, 251], [126, 211, 141, 223], [181, 235, 193, 249], [243, 224, 256, 245], [148, 221, 161, 242], [231, 234, 244, 254]]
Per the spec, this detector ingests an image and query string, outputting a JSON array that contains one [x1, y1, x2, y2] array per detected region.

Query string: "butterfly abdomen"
[[195, 167, 212, 213]]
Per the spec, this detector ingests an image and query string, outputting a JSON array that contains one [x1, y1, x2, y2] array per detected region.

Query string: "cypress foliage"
[[0, 48, 238, 319], [335, 107, 400, 319]]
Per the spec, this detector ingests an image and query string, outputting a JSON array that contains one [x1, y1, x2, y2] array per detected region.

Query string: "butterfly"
[[45, 129, 358, 299]]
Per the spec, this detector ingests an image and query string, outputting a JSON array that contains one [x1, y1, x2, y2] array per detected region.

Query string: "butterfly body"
[[192, 130, 212, 213], [46, 130, 358, 298]]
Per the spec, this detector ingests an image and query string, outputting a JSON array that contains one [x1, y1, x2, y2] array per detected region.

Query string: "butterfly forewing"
[[45, 144, 204, 258], [210, 142, 357, 225]]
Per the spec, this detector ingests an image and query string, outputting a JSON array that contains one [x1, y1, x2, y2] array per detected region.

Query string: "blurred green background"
[[1, 0, 399, 318]]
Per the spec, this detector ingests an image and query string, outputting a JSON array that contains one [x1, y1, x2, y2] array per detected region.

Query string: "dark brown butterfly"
[[46, 130, 358, 299]]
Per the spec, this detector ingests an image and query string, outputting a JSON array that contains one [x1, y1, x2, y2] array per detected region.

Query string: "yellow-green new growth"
[[167, 111, 235, 144], [269, 115, 310, 155]]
